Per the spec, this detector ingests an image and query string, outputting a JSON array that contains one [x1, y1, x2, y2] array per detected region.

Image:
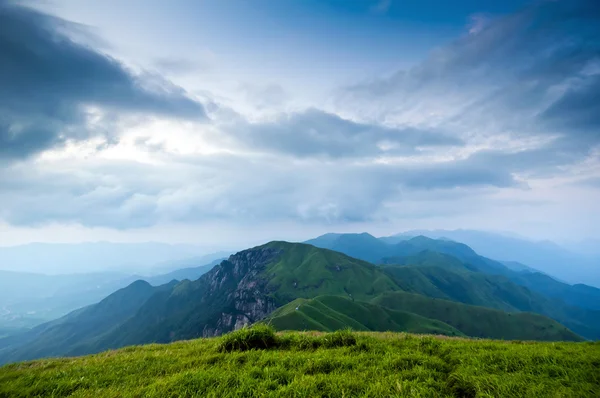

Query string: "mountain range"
[[306, 233, 600, 311], [0, 258, 223, 330], [383, 229, 600, 286], [2, 237, 596, 364]]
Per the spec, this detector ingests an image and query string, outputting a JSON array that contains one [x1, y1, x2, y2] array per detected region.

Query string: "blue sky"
[[0, 0, 599, 247]]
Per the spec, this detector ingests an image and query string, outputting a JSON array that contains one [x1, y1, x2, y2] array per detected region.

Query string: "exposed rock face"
[[200, 247, 281, 337]]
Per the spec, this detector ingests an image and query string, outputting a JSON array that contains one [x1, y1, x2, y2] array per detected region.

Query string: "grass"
[[263, 242, 401, 303], [268, 296, 463, 337], [1, 325, 598, 397], [372, 292, 583, 341]]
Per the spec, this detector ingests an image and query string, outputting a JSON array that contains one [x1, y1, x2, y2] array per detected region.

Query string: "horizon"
[[0, 227, 591, 249]]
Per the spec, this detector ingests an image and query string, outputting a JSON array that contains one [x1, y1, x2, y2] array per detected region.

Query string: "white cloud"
[[1, 0, 599, 244]]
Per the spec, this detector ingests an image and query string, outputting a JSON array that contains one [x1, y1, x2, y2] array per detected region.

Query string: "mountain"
[[0, 241, 587, 364], [388, 229, 600, 286], [306, 234, 600, 339], [268, 295, 464, 336], [508, 271, 600, 311], [379, 252, 545, 313], [306, 232, 503, 273], [0, 280, 177, 363], [0, 259, 221, 330], [0, 270, 138, 329], [372, 292, 583, 342], [0, 327, 27, 339], [93, 241, 402, 350], [305, 232, 391, 264], [0, 242, 401, 363]]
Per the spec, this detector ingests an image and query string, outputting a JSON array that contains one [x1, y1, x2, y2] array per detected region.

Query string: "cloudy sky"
[[0, 0, 599, 248]]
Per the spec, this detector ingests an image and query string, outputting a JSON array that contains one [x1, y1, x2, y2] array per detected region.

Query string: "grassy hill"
[[0, 242, 403, 364], [267, 295, 463, 336], [380, 252, 542, 312], [308, 234, 600, 340], [267, 293, 582, 342], [0, 280, 177, 363], [0, 241, 590, 365], [373, 292, 583, 342], [0, 259, 223, 331], [263, 241, 400, 302], [380, 256, 600, 340], [0, 327, 598, 397]]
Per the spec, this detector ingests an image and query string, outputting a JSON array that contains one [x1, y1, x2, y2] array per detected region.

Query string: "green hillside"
[[380, 257, 600, 340], [373, 292, 583, 342], [263, 241, 400, 302], [0, 280, 176, 363], [268, 295, 463, 336], [267, 293, 582, 342], [381, 256, 549, 313], [0, 241, 591, 365], [308, 233, 600, 310], [1, 327, 598, 397], [308, 234, 600, 340], [0, 242, 403, 364]]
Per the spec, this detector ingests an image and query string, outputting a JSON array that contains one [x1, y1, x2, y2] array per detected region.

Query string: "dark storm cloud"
[[232, 108, 463, 159], [0, 1, 206, 160]]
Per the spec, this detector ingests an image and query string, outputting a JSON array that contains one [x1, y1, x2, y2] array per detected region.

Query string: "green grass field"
[[1, 326, 598, 397]]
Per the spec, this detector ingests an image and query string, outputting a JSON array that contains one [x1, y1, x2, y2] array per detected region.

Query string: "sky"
[[0, 0, 599, 248]]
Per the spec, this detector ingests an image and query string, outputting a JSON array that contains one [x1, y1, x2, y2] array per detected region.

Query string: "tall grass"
[[1, 326, 598, 397], [219, 325, 357, 352]]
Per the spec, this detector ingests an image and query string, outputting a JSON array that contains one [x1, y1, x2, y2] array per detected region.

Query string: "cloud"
[[0, 1, 207, 161], [226, 108, 463, 159], [0, 145, 521, 229], [0, 0, 598, 239], [339, 0, 600, 167], [541, 73, 600, 137]]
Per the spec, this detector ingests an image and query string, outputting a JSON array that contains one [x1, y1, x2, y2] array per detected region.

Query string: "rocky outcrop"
[[200, 247, 281, 337]]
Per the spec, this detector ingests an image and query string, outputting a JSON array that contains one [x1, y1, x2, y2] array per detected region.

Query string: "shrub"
[[218, 324, 278, 352]]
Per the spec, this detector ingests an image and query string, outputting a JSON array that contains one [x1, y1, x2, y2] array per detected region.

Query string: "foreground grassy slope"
[[268, 295, 463, 336], [1, 327, 598, 398], [373, 292, 583, 342]]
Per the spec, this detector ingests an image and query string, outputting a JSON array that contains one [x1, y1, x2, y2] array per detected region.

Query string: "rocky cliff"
[[200, 246, 282, 336]]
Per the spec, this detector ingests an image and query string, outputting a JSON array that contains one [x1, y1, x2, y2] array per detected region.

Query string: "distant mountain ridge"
[[0, 258, 222, 330], [305, 233, 600, 339], [0, 241, 586, 364], [387, 229, 600, 286]]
